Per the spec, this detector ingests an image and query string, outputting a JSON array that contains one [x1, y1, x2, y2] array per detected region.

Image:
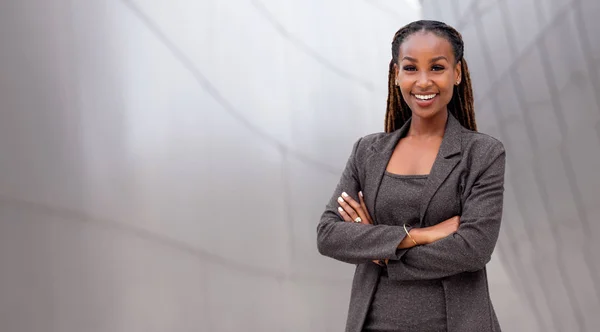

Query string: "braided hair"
[[385, 20, 477, 133]]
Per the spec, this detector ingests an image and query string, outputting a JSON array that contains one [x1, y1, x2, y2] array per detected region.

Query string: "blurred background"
[[0, 0, 598, 331]]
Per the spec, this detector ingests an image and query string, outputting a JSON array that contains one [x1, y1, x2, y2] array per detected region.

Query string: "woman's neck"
[[407, 110, 448, 138]]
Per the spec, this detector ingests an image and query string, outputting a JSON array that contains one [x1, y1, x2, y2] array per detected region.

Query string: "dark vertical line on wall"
[[497, 1, 583, 330], [534, 9, 591, 234], [572, 3, 600, 116], [494, 238, 518, 290], [535, 37, 567, 139], [506, 177, 554, 331], [596, 121, 600, 146], [568, 0, 600, 305], [503, 176, 537, 245], [533, 158, 585, 332], [555, 146, 591, 236], [560, 148, 600, 309]]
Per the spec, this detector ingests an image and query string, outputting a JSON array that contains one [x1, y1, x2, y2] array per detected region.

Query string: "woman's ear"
[[393, 63, 400, 86], [455, 61, 462, 85]]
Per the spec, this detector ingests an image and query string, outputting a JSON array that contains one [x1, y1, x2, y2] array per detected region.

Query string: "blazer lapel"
[[418, 113, 463, 224], [363, 119, 412, 225]]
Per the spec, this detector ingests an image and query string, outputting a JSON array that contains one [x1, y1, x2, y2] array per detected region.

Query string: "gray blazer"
[[317, 112, 505, 332]]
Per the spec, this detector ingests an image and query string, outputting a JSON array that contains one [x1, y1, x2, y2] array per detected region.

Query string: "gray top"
[[362, 172, 446, 332]]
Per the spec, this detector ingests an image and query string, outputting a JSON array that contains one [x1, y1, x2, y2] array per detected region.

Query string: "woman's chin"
[[410, 106, 446, 120]]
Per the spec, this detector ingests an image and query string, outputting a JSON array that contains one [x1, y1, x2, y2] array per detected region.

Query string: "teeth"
[[415, 94, 436, 100]]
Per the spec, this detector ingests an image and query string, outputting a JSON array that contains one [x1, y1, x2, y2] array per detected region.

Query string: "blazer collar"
[[364, 112, 463, 225], [370, 111, 462, 158]]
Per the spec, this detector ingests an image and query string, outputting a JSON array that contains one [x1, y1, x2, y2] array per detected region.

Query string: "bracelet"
[[404, 224, 418, 246]]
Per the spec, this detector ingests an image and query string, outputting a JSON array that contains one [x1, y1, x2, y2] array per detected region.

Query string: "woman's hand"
[[421, 216, 460, 244], [337, 191, 373, 225], [337, 191, 385, 266]]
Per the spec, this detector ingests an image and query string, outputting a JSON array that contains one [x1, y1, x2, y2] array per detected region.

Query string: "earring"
[[456, 80, 460, 85]]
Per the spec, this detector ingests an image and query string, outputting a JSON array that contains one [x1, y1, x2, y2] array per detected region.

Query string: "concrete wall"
[[422, 0, 600, 331]]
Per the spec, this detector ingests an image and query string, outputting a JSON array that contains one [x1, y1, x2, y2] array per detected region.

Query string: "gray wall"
[[0, 1, 422, 331], [422, 0, 600, 331]]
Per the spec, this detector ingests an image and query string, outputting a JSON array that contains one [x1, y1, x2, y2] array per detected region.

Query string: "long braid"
[[384, 20, 477, 133], [458, 59, 477, 130]]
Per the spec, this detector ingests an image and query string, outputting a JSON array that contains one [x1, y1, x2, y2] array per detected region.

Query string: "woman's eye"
[[403, 65, 416, 71], [432, 65, 445, 71]]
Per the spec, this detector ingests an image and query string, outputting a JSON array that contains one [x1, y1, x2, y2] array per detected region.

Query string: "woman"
[[317, 20, 505, 332]]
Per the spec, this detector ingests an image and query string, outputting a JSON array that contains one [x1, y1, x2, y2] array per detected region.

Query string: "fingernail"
[[338, 207, 343, 212], [359, 191, 363, 197], [337, 197, 344, 203], [341, 192, 349, 198]]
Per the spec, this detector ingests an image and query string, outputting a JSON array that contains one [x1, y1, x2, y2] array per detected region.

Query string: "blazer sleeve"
[[317, 137, 410, 265], [386, 142, 506, 280]]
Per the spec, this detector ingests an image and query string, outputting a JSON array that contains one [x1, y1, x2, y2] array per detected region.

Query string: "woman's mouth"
[[412, 93, 438, 107]]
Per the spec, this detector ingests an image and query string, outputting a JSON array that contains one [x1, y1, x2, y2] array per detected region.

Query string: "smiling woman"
[[317, 20, 506, 332], [386, 21, 476, 133]]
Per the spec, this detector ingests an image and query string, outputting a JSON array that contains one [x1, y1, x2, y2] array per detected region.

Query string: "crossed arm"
[[317, 139, 506, 280]]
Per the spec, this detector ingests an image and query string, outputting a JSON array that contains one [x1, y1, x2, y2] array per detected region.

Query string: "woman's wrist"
[[409, 228, 429, 245], [398, 227, 428, 249]]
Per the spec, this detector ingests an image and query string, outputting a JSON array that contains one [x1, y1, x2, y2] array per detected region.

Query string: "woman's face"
[[395, 31, 461, 120]]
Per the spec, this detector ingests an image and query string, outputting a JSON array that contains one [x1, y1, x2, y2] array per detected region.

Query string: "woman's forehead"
[[399, 32, 454, 60]]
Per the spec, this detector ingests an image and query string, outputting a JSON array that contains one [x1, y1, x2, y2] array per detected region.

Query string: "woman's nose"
[[416, 71, 432, 88]]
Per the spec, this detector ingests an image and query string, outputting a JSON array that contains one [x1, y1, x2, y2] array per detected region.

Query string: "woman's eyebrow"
[[429, 56, 448, 63]]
